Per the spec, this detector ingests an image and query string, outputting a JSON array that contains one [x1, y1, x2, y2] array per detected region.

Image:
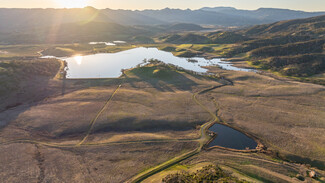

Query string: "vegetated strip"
[[129, 149, 200, 183], [129, 84, 227, 183], [76, 84, 122, 146]]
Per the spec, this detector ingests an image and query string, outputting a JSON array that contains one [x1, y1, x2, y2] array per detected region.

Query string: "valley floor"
[[0, 46, 325, 182]]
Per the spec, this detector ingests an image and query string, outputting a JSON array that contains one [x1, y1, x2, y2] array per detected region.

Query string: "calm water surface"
[[89, 42, 116, 46], [44, 47, 255, 79], [88, 41, 127, 46], [208, 124, 257, 150], [41, 47, 258, 148]]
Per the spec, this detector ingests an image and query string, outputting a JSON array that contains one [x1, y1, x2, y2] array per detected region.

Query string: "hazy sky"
[[0, 0, 324, 11]]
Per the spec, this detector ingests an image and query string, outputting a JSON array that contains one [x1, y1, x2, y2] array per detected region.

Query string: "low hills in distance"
[[0, 6, 324, 81], [1, 6, 324, 32], [200, 7, 325, 23], [159, 14, 325, 80], [1, 6, 325, 44]]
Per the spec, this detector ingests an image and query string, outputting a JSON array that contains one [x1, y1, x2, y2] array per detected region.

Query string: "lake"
[[44, 47, 255, 79], [208, 124, 257, 150], [88, 41, 127, 46], [89, 42, 116, 46]]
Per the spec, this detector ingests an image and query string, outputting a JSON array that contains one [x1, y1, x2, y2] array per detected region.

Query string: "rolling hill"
[[0, 6, 111, 33], [158, 15, 325, 79], [0, 21, 150, 44], [235, 15, 325, 78]]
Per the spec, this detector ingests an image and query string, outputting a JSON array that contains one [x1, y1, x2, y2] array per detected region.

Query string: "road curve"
[[128, 84, 226, 183]]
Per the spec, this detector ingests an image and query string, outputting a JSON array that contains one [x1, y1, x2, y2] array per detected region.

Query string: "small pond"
[[43, 47, 255, 79], [88, 41, 127, 46], [89, 42, 116, 46], [208, 124, 257, 150]]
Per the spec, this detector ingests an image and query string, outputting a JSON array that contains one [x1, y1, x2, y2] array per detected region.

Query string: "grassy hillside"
[[237, 16, 325, 79], [1, 46, 324, 181], [250, 39, 325, 57], [0, 7, 114, 33], [241, 14, 325, 36], [157, 15, 325, 81], [0, 59, 60, 96], [159, 32, 249, 44], [0, 21, 149, 44], [162, 165, 244, 183], [164, 23, 206, 31]]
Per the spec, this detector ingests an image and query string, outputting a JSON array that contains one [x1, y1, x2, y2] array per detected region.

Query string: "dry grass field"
[[162, 148, 324, 183], [1, 49, 325, 182], [206, 67, 325, 167], [0, 63, 218, 182], [0, 142, 197, 183], [143, 148, 318, 183]]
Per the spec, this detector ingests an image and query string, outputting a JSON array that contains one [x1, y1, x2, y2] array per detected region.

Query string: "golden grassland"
[[0, 142, 197, 183], [1, 45, 325, 182], [207, 67, 325, 164], [0, 63, 218, 182]]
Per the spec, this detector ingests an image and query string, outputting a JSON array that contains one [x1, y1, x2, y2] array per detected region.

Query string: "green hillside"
[[159, 15, 325, 80]]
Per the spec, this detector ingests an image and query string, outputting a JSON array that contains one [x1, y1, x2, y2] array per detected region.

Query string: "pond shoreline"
[[41, 47, 256, 79], [204, 122, 266, 153]]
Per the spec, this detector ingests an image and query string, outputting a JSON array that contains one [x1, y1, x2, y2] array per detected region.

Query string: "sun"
[[56, 0, 89, 8]]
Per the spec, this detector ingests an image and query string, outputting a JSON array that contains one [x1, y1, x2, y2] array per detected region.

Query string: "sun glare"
[[56, 0, 89, 8], [74, 56, 83, 65]]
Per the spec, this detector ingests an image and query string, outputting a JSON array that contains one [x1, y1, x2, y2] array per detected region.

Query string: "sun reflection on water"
[[74, 55, 83, 65]]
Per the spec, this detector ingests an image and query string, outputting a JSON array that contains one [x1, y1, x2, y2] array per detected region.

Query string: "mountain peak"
[[83, 6, 98, 12], [256, 8, 296, 12], [200, 7, 238, 12]]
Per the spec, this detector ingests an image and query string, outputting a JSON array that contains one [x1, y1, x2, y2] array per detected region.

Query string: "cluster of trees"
[[162, 34, 210, 44], [225, 16, 325, 78], [218, 16, 325, 78], [160, 32, 249, 44], [241, 15, 325, 36], [0, 59, 60, 96], [247, 38, 325, 77], [257, 54, 325, 77], [250, 39, 325, 57], [207, 31, 249, 44], [241, 35, 312, 52], [0, 59, 60, 78], [162, 165, 246, 183]]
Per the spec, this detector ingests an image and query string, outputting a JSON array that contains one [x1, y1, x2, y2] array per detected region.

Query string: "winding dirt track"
[[0, 80, 242, 183], [77, 84, 122, 146], [0, 84, 226, 148], [0, 81, 305, 182], [1, 84, 123, 148], [127, 84, 227, 183]]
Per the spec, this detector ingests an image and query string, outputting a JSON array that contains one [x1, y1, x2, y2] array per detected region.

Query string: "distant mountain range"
[[0, 6, 325, 44], [1, 6, 324, 33], [200, 7, 325, 23]]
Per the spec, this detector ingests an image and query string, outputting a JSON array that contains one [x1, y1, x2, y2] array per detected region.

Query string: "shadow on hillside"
[[91, 118, 205, 135], [0, 77, 62, 130], [124, 67, 207, 92]]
